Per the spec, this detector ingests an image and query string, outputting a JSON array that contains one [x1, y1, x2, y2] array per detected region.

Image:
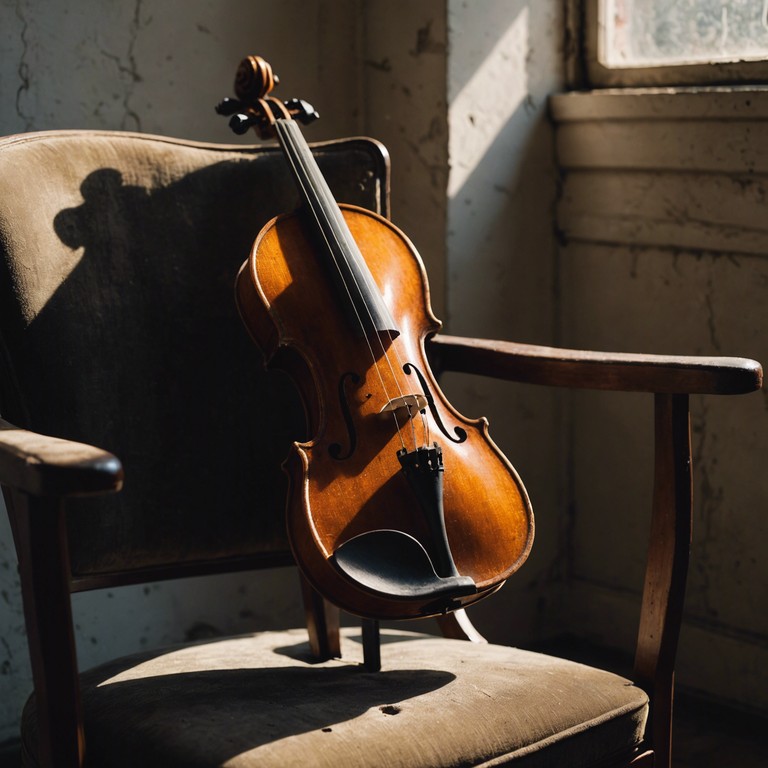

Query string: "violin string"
[[280, 120, 423, 452], [324, 168, 428, 450], [276, 120, 413, 449], [279, 121, 430, 451], [289, 128, 431, 450], [328, 201, 428, 450], [283, 121, 430, 452]]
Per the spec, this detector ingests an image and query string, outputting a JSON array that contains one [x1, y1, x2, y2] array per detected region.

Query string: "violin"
[[217, 56, 534, 619]]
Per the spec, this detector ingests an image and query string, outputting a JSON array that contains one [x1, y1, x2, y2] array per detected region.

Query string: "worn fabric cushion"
[[22, 628, 648, 767], [0, 130, 387, 578]]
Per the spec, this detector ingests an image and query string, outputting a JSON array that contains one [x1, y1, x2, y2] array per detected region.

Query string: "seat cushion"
[[22, 627, 648, 767]]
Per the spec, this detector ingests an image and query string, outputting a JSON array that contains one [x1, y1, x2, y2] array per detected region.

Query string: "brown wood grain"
[[428, 334, 763, 395], [0, 418, 123, 497]]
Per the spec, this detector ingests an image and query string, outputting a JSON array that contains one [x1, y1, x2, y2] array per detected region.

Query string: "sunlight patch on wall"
[[447, 7, 529, 199]]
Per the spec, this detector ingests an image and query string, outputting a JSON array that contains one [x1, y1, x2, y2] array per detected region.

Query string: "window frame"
[[577, 0, 768, 88]]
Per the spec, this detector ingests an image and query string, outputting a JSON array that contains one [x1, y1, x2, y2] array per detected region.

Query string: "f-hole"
[[328, 371, 361, 460], [403, 363, 467, 444]]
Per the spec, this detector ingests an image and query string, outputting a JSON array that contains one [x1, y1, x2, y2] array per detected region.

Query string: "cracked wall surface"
[[1, 0, 365, 141]]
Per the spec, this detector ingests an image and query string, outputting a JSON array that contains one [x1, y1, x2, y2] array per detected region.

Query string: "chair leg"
[[9, 491, 84, 768], [634, 393, 692, 768], [299, 573, 341, 660], [362, 618, 381, 671]]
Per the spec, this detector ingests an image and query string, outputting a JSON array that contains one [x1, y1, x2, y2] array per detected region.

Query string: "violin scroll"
[[234, 54, 278, 102], [215, 56, 319, 139]]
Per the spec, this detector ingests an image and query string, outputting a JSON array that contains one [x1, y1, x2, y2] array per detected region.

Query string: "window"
[[579, 0, 768, 86]]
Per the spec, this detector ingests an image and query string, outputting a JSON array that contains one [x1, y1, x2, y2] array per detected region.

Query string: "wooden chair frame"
[[0, 122, 761, 766], [1, 334, 760, 767], [427, 335, 762, 767]]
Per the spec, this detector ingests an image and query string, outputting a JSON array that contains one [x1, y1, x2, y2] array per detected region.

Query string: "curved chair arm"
[[0, 418, 123, 768], [427, 334, 763, 395], [428, 333, 762, 766], [0, 418, 123, 497]]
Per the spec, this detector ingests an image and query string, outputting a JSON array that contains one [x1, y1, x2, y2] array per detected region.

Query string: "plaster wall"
[[553, 89, 768, 713], [442, 0, 565, 642], [360, 1, 449, 318]]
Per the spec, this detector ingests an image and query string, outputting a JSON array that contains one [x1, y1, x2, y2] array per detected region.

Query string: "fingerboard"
[[274, 119, 400, 340]]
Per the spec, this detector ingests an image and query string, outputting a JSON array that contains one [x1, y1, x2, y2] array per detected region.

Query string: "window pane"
[[601, 0, 768, 68]]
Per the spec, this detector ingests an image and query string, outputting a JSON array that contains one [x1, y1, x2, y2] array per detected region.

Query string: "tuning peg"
[[229, 113, 257, 135], [285, 99, 319, 125], [215, 98, 244, 116]]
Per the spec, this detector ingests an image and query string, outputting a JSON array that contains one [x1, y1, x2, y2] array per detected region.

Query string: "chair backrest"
[[0, 129, 389, 589]]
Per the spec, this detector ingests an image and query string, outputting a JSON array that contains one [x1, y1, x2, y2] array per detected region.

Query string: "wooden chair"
[[0, 128, 761, 768]]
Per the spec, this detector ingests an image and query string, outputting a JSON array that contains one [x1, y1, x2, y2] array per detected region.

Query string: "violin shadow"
[[271, 627, 428, 664], [330, 470, 429, 545], [33, 162, 310, 571], [58, 634, 455, 765]]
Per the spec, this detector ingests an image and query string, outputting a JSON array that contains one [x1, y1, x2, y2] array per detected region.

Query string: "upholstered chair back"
[[0, 130, 389, 584]]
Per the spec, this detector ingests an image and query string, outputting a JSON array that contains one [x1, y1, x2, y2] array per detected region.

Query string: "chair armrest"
[[0, 418, 123, 497], [427, 334, 763, 395]]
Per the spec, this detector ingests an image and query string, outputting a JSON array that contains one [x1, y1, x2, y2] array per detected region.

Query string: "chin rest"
[[332, 529, 477, 602]]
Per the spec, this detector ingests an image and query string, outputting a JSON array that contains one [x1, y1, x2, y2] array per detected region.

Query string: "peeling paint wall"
[[360, 0, 449, 317], [1, 0, 363, 141], [553, 89, 768, 713]]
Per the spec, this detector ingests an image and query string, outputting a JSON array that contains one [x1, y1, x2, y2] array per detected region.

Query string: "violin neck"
[[274, 119, 400, 340]]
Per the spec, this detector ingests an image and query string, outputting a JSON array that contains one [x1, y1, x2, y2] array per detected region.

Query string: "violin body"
[[222, 55, 533, 620], [236, 204, 533, 618]]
